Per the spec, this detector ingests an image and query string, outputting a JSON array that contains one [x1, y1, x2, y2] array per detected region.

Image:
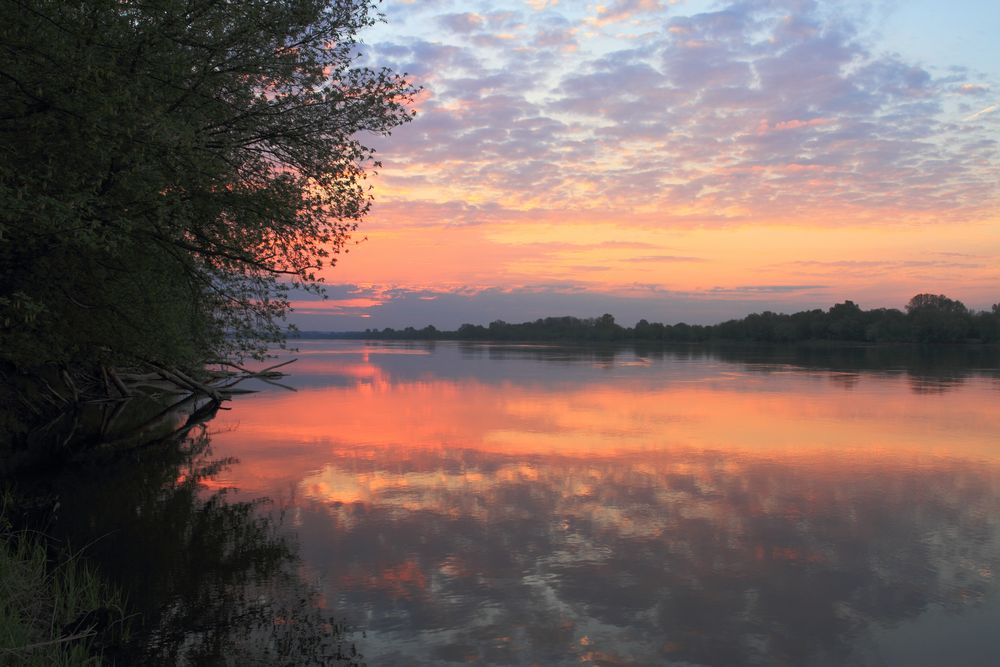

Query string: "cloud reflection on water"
[[209, 342, 1000, 665]]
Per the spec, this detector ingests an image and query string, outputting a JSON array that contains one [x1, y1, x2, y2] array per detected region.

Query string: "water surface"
[[206, 341, 1000, 666]]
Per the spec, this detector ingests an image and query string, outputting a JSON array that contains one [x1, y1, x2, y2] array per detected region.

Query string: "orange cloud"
[[312, 0, 1000, 322]]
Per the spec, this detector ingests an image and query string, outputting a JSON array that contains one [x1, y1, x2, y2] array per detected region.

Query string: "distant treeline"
[[302, 294, 1000, 344]]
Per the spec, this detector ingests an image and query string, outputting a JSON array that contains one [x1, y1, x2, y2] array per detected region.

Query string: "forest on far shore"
[[303, 294, 1000, 344]]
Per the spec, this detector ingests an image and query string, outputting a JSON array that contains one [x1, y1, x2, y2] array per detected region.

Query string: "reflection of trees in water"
[[707, 344, 1000, 388], [458, 341, 1000, 393], [9, 424, 362, 666], [299, 448, 1000, 666], [907, 376, 966, 394]]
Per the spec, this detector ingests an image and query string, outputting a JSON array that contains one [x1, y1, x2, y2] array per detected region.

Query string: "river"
[[17, 341, 1000, 665], [204, 341, 1000, 665]]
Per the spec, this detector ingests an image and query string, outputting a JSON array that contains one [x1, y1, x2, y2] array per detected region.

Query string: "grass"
[[0, 496, 127, 666]]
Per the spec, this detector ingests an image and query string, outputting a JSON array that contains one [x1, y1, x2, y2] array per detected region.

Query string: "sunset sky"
[[293, 0, 999, 330]]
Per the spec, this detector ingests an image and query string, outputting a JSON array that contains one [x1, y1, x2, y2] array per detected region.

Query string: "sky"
[[292, 0, 1000, 330]]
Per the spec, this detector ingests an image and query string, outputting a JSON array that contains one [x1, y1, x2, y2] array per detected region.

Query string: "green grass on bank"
[[0, 498, 127, 666]]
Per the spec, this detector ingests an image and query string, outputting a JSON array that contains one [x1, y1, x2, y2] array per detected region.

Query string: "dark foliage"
[[334, 294, 1000, 344], [1, 0, 414, 373]]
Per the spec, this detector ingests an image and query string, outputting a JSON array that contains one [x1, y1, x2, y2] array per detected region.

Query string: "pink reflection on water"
[[203, 344, 1000, 664]]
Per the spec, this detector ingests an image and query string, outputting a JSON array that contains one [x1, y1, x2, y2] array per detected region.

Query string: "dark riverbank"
[[294, 294, 1000, 346]]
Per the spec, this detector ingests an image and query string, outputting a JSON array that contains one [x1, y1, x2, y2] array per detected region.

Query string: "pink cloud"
[[772, 118, 833, 131], [587, 0, 666, 27]]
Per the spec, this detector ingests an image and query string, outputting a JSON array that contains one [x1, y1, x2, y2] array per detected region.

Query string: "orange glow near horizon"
[[291, 0, 1000, 329], [323, 212, 1000, 314]]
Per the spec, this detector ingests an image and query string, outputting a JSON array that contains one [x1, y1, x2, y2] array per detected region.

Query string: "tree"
[[593, 313, 620, 340], [827, 300, 864, 340], [905, 294, 968, 316], [905, 294, 971, 343], [0, 0, 415, 370]]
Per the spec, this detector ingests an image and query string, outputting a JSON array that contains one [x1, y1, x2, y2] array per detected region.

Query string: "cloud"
[[531, 24, 578, 51], [627, 255, 705, 263], [586, 0, 667, 27], [368, 0, 999, 225], [955, 83, 990, 96], [338, 0, 1000, 325], [437, 12, 484, 34], [964, 104, 999, 121], [780, 259, 987, 275], [707, 285, 830, 296], [526, 0, 559, 10]]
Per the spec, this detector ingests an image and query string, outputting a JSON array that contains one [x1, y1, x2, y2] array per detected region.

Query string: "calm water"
[[195, 341, 1000, 666]]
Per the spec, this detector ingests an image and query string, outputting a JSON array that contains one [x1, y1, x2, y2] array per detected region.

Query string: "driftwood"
[[255, 376, 297, 392], [144, 362, 222, 403], [107, 368, 132, 399], [18, 358, 296, 423], [171, 367, 222, 402], [38, 378, 69, 406], [210, 358, 298, 393], [257, 358, 297, 374], [5, 359, 294, 474], [99, 398, 129, 438], [110, 357, 301, 405], [60, 369, 79, 403], [212, 357, 297, 379], [100, 366, 113, 398]]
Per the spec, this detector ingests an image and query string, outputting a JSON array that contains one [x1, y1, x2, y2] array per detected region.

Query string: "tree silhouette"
[[341, 295, 995, 344], [1, 0, 415, 370], [905, 294, 971, 343]]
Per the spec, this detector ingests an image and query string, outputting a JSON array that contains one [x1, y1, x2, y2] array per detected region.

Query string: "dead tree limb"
[[61, 369, 79, 403], [170, 366, 222, 402], [107, 368, 132, 398]]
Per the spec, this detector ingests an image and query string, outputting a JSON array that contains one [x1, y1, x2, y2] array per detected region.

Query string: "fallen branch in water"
[[211, 357, 297, 378], [107, 367, 132, 399], [6, 357, 298, 449], [209, 358, 298, 393], [3, 358, 299, 472], [170, 366, 222, 403]]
